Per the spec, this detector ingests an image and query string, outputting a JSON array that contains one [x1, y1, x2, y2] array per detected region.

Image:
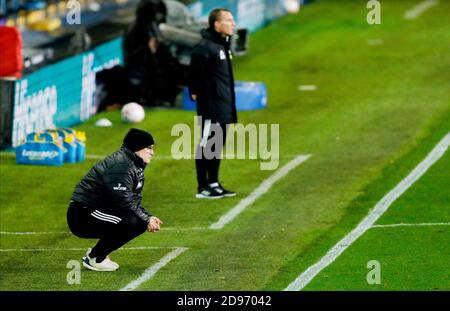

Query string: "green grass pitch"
[[0, 0, 449, 290]]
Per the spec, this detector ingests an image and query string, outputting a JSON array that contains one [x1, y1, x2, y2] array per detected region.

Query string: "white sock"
[[209, 182, 219, 188]]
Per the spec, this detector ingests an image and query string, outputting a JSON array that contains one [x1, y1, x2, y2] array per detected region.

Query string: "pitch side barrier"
[[0, 37, 123, 149]]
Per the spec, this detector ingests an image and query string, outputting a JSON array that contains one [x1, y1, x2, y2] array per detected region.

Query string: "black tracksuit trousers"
[[67, 201, 147, 262], [195, 120, 228, 189]]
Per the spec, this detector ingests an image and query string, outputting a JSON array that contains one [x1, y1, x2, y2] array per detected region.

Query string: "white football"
[[121, 102, 145, 123], [284, 0, 300, 13]]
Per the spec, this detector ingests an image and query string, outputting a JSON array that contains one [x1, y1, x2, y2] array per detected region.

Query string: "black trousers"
[[195, 120, 228, 189], [67, 201, 147, 262]]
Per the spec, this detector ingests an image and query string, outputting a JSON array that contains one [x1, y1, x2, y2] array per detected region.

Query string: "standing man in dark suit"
[[188, 8, 238, 199]]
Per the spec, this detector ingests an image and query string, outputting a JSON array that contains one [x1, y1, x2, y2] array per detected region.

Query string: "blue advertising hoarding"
[[11, 38, 123, 147]]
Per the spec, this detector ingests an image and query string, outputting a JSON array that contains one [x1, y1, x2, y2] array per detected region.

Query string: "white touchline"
[[371, 222, 450, 228], [88, 154, 302, 160], [284, 131, 450, 291], [120, 247, 188, 291], [0, 246, 178, 252], [0, 152, 300, 160], [0, 231, 70, 235], [0, 228, 210, 235], [210, 154, 311, 230], [404, 0, 439, 20], [0, 152, 176, 160]]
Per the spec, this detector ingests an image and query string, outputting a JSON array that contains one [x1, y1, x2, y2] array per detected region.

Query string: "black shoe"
[[210, 183, 237, 197], [195, 187, 224, 199]]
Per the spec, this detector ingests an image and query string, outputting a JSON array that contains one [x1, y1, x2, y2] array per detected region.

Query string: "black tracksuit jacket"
[[188, 28, 237, 124], [71, 147, 152, 223]]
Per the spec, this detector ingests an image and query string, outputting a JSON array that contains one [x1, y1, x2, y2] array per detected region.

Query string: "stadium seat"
[[0, 25, 23, 77]]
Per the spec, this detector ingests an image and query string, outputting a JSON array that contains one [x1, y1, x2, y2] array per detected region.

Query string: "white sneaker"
[[105, 256, 119, 269], [82, 249, 118, 272], [84, 248, 118, 268]]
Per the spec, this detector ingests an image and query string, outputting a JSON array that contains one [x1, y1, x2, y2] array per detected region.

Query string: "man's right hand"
[[191, 94, 197, 101], [147, 216, 163, 232]]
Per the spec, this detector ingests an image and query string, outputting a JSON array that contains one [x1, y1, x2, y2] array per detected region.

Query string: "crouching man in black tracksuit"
[[67, 128, 162, 272]]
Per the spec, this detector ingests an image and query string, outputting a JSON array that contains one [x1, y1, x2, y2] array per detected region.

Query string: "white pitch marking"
[[0, 152, 177, 161], [0, 231, 70, 235], [87, 154, 303, 161], [0, 152, 301, 161], [0, 227, 210, 235], [210, 155, 311, 230], [120, 247, 188, 291], [371, 222, 450, 228], [284, 131, 450, 291], [367, 38, 383, 46], [298, 85, 317, 91], [0, 246, 178, 252], [404, 0, 439, 20]]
